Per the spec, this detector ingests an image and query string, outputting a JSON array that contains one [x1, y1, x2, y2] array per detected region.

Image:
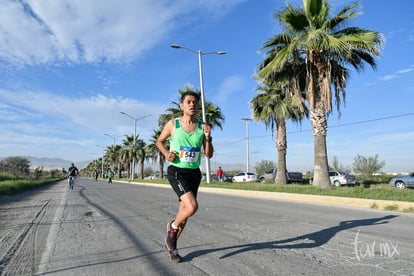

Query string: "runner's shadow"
[[183, 215, 397, 261]]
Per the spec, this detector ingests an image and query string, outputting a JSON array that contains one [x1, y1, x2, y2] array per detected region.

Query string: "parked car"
[[232, 172, 258, 183], [389, 173, 414, 189], [259, 168, 303, 183], [212, 173, 233, 182], [329, 170, 357, 187]]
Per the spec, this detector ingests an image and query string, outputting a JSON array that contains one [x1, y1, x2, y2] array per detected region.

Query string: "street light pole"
[[241, 117, 253, 172], [104, 133, 121, 170], [120, 112, 150, 181], [96, 145, 105, 178], [104, 133, 116, 147], [171, 44, 226, 183]]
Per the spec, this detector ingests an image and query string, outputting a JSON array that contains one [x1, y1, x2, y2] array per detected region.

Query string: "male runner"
[[156, 91, 213, 263]]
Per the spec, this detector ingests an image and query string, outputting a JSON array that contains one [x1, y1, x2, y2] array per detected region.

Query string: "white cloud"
[[214, 74, 247, 104], [0, 0, 246, 65], [0, 88, 165, 161], [378, 65, 414, 81], [0, 0, 248, 162], [1, 89, 163, 131]]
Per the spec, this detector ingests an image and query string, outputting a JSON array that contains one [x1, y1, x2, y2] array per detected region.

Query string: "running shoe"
[[165, 221, 181, 263]]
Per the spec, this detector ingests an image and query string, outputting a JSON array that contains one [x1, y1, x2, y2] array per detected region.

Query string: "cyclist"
[[67, 163, 79, 189]]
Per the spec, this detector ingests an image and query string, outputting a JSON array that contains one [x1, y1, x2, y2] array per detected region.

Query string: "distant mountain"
[[1, 155, 244, 173], [0, 156, 89, 170], [30, 157, 89, 170]]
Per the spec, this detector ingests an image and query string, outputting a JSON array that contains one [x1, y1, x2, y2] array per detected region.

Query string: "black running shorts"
[[167, 165, 202, 200]]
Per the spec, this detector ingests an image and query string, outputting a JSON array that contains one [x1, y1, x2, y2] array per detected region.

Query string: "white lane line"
[[36, 182, 68, 275]]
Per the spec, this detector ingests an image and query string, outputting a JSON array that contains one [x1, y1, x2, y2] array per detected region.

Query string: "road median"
[[126, 181, 414, 213]]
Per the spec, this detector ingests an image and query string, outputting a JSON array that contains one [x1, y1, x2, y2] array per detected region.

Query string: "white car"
[[232, 172, 258, 183], [329, 170, 357, 187]]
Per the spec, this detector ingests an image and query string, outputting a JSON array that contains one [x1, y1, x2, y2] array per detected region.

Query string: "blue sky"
[[1, 0, 413, 173]]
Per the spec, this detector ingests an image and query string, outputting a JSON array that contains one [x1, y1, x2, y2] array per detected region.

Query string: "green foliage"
[[0, 174, 24, 182], [0, 156, 31, 174], [356, 174, 392, 188], [254, 160, 276, 176], [353, 154, 385, 176], [0, 174, 62, 195]]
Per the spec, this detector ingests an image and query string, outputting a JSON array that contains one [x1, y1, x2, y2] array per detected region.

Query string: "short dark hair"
[[180, 91, 200, 103]]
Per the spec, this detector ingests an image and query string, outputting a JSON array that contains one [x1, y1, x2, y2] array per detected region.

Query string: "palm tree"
[[106, 145, 119, 173], [255, 43, 308, 185], [259, 0, 383, 188], [121, 135, 134, 179], [159, 85, 225, 129], [251, 80, 307, 184], [135, 138, 146, 179], [121, 134, 147, 179], [147, 129, 167, 179]]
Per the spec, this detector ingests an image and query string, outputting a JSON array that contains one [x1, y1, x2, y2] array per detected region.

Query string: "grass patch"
[[370, 202, 378, 209], [128, 178, 414, 203], [133, 179, 414, 203], [0, 175, 63, 195], [402, 207, 414, 213], [384, 204, 399, 211]]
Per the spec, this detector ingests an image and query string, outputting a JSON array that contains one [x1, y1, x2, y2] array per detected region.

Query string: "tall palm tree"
[[106, 145, 119, 172], [135, 138, 146, 179], [146, 129, 167, 179], [252, 80, 307, 184], [121, 134, 146, 180], [259, 0, 383, 188], [111, 145, 123, 178], [121, 134, 134, 179], [255, 43, 308, 185]]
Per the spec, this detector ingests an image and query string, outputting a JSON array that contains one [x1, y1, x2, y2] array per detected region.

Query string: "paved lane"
[[1, 178, 413, 275]]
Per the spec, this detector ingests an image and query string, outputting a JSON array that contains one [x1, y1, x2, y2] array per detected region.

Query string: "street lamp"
[[171, 43, 226, 183], [104, 133, 121, 170], [241, 117, 253, 172], [120, 112, 150, 181], [104, 133, 121, 147]]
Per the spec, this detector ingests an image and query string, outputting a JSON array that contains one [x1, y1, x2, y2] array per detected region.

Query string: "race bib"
[[179, 146, 200, 162]]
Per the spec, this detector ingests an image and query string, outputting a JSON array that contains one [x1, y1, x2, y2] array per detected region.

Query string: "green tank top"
[[170, 118, 204, 169]]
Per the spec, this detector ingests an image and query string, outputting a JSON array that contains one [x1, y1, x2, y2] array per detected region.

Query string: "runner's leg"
[[174, 192, 198, 230]]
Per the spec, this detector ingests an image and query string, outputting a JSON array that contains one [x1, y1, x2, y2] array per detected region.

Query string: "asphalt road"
[[1, 178, 413, 276]]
